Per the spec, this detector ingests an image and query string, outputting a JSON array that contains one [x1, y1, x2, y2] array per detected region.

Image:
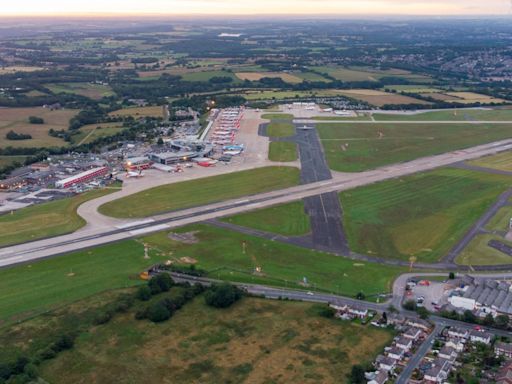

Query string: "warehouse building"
[[55, 167, 109, 188]]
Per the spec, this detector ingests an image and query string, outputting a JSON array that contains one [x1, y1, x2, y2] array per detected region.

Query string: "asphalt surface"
[[395, 324, 443, 384], [3, 139, 512, 268], [452, 161, 512, 177]]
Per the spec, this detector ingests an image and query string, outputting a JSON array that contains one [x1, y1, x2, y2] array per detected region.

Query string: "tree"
[[403, 300, 417, 311], [137, 285, 152, 301], [147, 303, 171, 323], [28, 116, 44, 124], [349, 364, 365, 384], [355, 292, 366, 300], [204, 284, 243, 308], [157, 137, 164, 145], [148, 273, 174, 294], [449, 272, 455, 280], [483, 313, 495, 327], [417, 307, 429, 320], [495, 314, 509, 329], [463, 310, 477, 324]]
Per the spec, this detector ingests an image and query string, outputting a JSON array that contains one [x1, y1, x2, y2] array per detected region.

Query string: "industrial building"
[[150, 151, 198, 165], [55, 166, 109, 189]]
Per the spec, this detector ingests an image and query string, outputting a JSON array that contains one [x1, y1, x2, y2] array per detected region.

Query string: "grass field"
[[45, 82, 115, 100], [311, 66, 432, 83], [339, 89, 431, 107], [0, 107, 78, 148], [241, 89, 369, 101], [383, 85, 443, 93], [341, 168, 512, 263], [235, 71, 303, 84], [181, 70, 240, 82], [317, 122, 512, 172], [0, 240, 160, 325], [446, 92, 506, 104], [37, 294, 392, 384], [221, 201, 310, 236], [99, 166, 301, 218], [0, 185, 120, 248], [0, 155, 26, 168], [456, 234, 512, 266], [108, 105, 164, 118], [267, 122, 295, 137], [262, 113, 294, 120], [485, 206, 512, 232], [268, 141, 298, 162], [373, 109, 512, 121], [72, 122, 126, 145], [0, 66, 45, 74], [312, 114, 372, 121], [468, 151, 512, 172], [296, 71, 332, 83], [143, 224, 405, 296]]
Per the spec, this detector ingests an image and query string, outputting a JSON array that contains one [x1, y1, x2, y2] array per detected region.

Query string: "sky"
[[1, 0, 511, 16]]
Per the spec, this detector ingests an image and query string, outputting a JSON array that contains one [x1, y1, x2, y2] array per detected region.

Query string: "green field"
[[221, 201, 310, 236], [72, 122, 126, 145], [341, 168, 512, 263], [383, 85, 443, 93], [311, 66, 432, 83], [468, 151, 512, 172], [0, 155, 26, 168], [312, 115, 372, 121], [317, 122, 512, 172], [267, 122, 295, 137], [45, 82, 115, 100], [99, 167, 300, 218], [34, 293, 392, 384], [268, 141, 298, 162], [181, 70, 239, 82], [262, 113, 294, 120], [373, 109, 512, 121], [485, 206, 512, 232], [0, 185, 120, 248], [457, 234, 512, 266], [0, 240, 159, 325], [144, 225, 404, 296], [296, 71, 332, 83]]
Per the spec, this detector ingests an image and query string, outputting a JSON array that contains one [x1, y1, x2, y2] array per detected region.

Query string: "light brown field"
[[109, 106, 164, 118], [340, 89, 431, 107], [422, 92, 460, 102], [0, 107, 78, 148], [235, 72, 303, 84], [0, 66, 45, 74], [446, 92, 506, 104]]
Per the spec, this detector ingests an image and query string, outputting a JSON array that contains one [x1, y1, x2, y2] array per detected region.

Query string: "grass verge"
[[269, 141, 298, 162]]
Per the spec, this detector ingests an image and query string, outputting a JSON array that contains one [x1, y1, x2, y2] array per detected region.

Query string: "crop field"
[[468, 151, 512, 172], [72, 122, 126, 145], [456, 234, 512, 266], [0, 66, 45, 74], [0, 185, 120, 248], [341, 168, 512, 263], [0, 240, 161, 325], [296, 71, 332, 82], [372, 109, 512, 121], [38, 295, 392, 384], [45, 82, 115, 100], [383, 85, 443, 93], [235, 71, 303, 84], [311, 66, 432, 83], [446, 92, 507, 104], [240, 89, 362, 101], [268, 141, 298, 162], [181, 70, 240, 82], [109, 105, 165, 118], [99, 166, 301, 218], [222, 201, 310, 236], [317, 122, 512, 172], [0, 107, 78, 148], [143, 224, 405, 296], [339, 89, 431, 107]]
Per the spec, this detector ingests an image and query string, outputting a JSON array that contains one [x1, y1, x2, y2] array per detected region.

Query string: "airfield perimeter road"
[[3, 139, 512, 268]]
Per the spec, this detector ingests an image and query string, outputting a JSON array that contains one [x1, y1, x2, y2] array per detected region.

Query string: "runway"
[[3, 138, 512, 268]]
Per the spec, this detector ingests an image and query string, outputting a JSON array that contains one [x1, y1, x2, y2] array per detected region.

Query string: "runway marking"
[[129, 224, 169, 236], [0, 249, 14, 256], [116, 219, 155, 229]]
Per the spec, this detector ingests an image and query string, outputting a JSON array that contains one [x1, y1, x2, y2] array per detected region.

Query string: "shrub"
[[148, 273, 174, 294], [93, 310, 113, 325], [137, 285, 152, 301], [204, 284, 243, 308], [355, 292, 366, 300], [28, 116, 44, 124], [147, 303, 171, 323], [403, 300, 417, 311]]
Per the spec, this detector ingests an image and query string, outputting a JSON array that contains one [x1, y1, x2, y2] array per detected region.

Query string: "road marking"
[[129, 224, 169, 236], [0, 249, 14, 256], [116, 219, 155, 229], [234, 199, 250, 204]]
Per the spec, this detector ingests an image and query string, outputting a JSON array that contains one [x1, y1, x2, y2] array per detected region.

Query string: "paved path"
[[452, 161, 512, 177], [296, 119, 512, 124]]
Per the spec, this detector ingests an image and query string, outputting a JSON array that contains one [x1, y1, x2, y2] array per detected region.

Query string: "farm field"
[[446, 92, 506, 104], [37, 295, 392, 384], [109, 105, 165, 118], [339, 89, 431, 107], [143, 224, 405, 296], [341, 168, 512, 263], [268, 141, 298, 162], [0, 66, 45, 74], [0, 240, 160, 325], [0, 107, 78, 148], [317, 122, 512, 172], [221, 201, 310, 236], [181, 70, 240, 82], [372, 109, 512, 121], [45, 82, 115, 100], [311, 66, 432, 83], [468, 151, 512, 172], [72, 122, 126, 145], [0, 185, 120, 248], [296, 71, 332, 82], [240, 89, 363, 101], [383, 85, 443, 93], [99, 166, 301, 218], [235, 71, 303, 84], [456, 234, 512, 266]]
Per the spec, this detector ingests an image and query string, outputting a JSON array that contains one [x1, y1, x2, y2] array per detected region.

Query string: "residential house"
[[377, 356, 397, 372], [387, 346, 404, 360], [496, 361, 512, 384], [447, 327, 469, 339], [470, 330, 493, 345], [404, 327, 422, 340], [495, 342, 512, 359], [367, 370, 388, 384], [438, 346, 457, 362], [348, 306, 369, 319], [395, 336, 413, 351], [424, 359, 452, 383], [406, 318, 431, 332]]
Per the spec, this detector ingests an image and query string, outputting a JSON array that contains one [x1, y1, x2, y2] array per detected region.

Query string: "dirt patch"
[[168, 231, 200, 244], [179, 256, 197, 264]]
